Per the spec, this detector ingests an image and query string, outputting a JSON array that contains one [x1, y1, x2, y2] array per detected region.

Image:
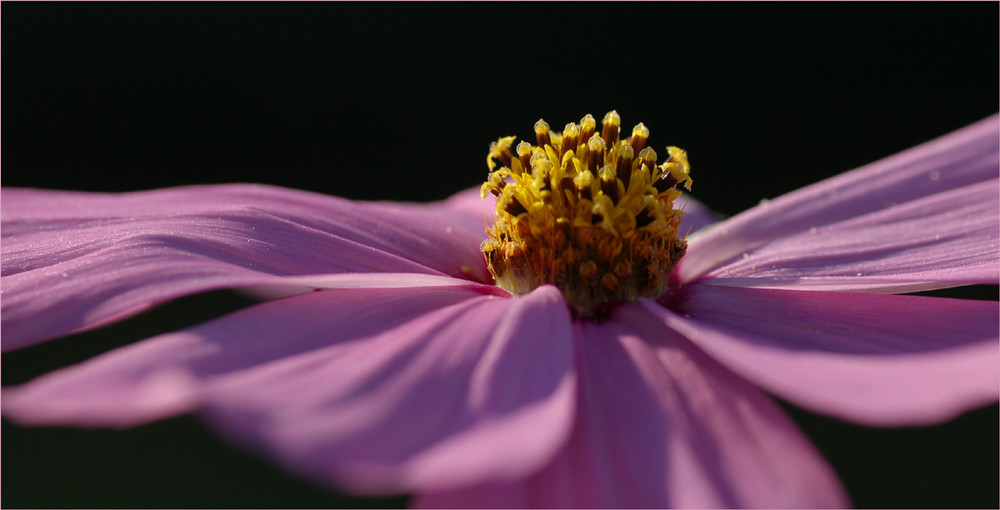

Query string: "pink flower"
[[3, 114, 998, 508]]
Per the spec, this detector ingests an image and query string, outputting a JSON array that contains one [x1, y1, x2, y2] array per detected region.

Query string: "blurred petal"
[[678, 115, 1000, 285], [423, 186, 495, 239], [676, 194, 724, 237], [3, 285, 576, 494], [1, 184, 491, 349], [649, 286, 1000, 426], [417, 303, 847, 508]]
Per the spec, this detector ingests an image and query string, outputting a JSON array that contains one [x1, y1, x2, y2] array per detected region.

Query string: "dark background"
[[2, 2, 998, 508]]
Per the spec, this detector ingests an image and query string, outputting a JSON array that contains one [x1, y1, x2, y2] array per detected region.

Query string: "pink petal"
[[3, 285, 576, 494], [422, 186, 496, 239], [649, 285, 1000, 426], [678, 115, 1000, 285], [699, 177, 999, 292], [676, 194, 724, 237], [1, 184, 492, 349], [417, 303, 847, 508]]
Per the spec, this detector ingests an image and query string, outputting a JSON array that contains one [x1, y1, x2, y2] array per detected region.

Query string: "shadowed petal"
[[416, 303, 847, 508], [678, 115, 1000, 284], [3, 285, 576, 494], [649, 286, 1000, 426], [1, 184, 491, 349]]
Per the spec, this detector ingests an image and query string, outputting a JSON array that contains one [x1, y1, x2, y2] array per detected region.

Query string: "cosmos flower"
[[3, 113, 998, 508]]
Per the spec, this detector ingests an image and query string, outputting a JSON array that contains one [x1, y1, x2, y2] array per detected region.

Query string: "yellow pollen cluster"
[[481, 111, 693, 312]]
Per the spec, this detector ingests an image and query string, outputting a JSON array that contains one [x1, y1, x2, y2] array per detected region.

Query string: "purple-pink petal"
[[649, 286, 1000, 426], [3, 285, 577, 494], [678, 114, 1000, 284], [698, 178, 999, 292], [416, 302, 847, 508], [422, 187, 496, 239], [1, 184, 492, 349]]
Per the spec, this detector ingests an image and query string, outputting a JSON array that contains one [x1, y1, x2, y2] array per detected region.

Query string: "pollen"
[[480, 111, 692, 312]]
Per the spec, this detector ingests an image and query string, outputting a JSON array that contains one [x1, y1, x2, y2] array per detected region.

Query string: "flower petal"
[[416, 303, 847, 508], [1, 184, 491, 349], [423, 186, 495, 239], [677, 194, 724, 238], [3, 285, 576, 494], [700, 178, 999, 292], [678, 115, 1000, 285], [650, 285, 1000, 426]]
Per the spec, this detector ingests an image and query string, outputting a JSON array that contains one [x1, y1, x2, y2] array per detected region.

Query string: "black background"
[[2, 2, 998, 508]]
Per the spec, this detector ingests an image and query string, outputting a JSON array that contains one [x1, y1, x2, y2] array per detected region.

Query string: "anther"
[[491, 138, 515, 168], [503, 197, 527, 216], [562, 123, 581, 155], [574, 169, 594, 200], [587, 134, 606, 173], [636, 146, 658, 180], [579, 114, 597, 142], [486, 172, 508, 196], [601, 110, 621, 145], [515, 141, 533, 175], [629, 123, 649, 152], [653, 171, 679, 193], [614, 144, 635, 189], [535, 119, 551, 147], [635, 208, 654, 228], [598, 165, 620, 203]]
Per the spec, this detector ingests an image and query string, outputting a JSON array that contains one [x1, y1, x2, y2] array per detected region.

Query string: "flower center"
[[480, 111, 692, 312]]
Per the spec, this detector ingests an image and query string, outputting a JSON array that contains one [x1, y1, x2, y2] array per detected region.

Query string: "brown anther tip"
[[598, 165, 620, 203], [637, 146, 657, 161], [653, 172, 679, 193], [516, 140, 533, 156], [614, 144, 635, 188], [629, 122, 650, 152], [635, 208, 654, 227], [503, 197, 527, 216], [636, 146, 658, 180], [488, 181, 506, 196], [534, 119, 551, 147], [562, 123, 581, 153], [587, 133, 606, 151], [602, 110, 620, 126], [515, 141, 533, 174], [579, 114, 597, 141], [586, 133, 607, 171], [601, 110, 621, 145], [499, 146, 514, 167]]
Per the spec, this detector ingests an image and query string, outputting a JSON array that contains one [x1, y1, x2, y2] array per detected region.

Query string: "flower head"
[[481, 111, 691, 312], [2, 113, 998, 508]]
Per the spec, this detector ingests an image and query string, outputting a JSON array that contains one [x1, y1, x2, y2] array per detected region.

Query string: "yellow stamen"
[[481, 111, 693, 312]]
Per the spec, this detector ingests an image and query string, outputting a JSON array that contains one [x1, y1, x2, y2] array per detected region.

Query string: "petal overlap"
[[3, 285, 576, 494], [1, 184, 492, 349], [416, 302, 847, 508], [649, 286, 1000, 425]]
